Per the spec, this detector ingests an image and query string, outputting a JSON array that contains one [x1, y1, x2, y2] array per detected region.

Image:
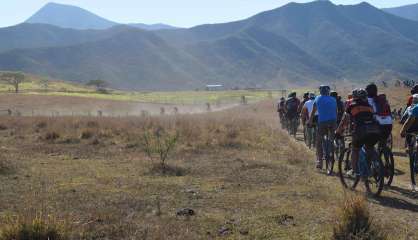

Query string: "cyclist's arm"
[[401, 116, 416, 137], [336, 112, 349, 135], [301, 106, 308, 125], [309, 103, 317, 124]]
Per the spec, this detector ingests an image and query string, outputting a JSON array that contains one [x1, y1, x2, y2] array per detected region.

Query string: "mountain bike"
[[406, 133, 418, 190], [378, 137, 395, 186], [335, 135, 345, 162], [338, 135, 385, 197]]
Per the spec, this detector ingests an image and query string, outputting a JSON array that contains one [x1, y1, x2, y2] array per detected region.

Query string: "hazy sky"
[[1, 0, 417, 28]]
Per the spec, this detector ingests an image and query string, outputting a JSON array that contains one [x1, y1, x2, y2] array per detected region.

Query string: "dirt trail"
[[0, 94, 240, 116], [282, 123, 417, 236]]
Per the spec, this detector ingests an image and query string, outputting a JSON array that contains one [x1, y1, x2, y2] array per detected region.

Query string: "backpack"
[[286, 98, 299, 112], [374, 94, 391, 117]]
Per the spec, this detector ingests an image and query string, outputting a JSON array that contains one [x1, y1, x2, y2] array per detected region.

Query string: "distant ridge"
[[25, 2, 177, 30], [383, 3, 418, 21]]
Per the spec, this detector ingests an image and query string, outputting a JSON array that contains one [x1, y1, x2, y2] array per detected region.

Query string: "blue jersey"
[[411, 104, 418, 118], [314, 95, 337, 123]]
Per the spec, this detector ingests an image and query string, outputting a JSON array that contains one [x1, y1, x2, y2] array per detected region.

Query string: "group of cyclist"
[[277, 83, 418, 193]]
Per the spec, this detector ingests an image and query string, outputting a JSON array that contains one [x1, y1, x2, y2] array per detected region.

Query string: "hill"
[[383, 3, 418, 21], [25, 2, 177, 31], [3, 1, 418, 89], [26, 2, 117, 30]]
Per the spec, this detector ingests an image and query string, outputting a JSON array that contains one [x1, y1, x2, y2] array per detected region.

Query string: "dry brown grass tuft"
[[333, 195, 387, 240], [44, 131, 60, 141], [0, 214, 68, 240]]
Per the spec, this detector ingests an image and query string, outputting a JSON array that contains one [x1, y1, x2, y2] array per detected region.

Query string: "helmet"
[[319, 85, 331, 96], [330, 91, 338, 98], [309, 93, 316, 99], [413, 94, 418, 104], [352, 88, 367, 100], [411, 84, 418, 95], [289, 92, 297, 98], [366, 83, 378, 98]]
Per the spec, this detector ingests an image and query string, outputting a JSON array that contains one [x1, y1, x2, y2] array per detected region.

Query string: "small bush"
[[333, 196, 386, 240], [86, 121, 99, 128], [35, 122, 47, 129], [142, 126, 179, 174], [44, 131, 60, 141], [80, 130, 94, 139], [0, 215, 68, 240]]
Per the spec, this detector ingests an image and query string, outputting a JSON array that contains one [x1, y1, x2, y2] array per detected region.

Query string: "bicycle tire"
[[338, 147, 359, 189], [325, 136, 334, 175], [364, 152, 385, 197], [379, 147, 395, 186], [411, 152, 417, 187]]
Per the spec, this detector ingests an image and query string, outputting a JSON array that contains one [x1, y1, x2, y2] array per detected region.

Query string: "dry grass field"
[[0, 97, 416, 239]]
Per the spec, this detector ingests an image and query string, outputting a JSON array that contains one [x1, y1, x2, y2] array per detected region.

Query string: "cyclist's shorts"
[[379, 124, 392, 141], [352, 134, 379, 149]]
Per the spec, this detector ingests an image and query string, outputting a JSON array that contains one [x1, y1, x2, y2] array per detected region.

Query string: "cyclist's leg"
[[316, 122, 325, 168], [379, 124, 392, 149], [328, 121, 337, 159]]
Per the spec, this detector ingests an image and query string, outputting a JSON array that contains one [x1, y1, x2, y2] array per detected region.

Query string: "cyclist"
[[285, 92, 300, 136], [407, 84, 418, 107], [330, 91, 345, 126], [298, 92, 310, 114], [309, 85, 337, 169], [365, 83, 393, 148], [400, 94, 418, 191], [277, 97, 286, 128], [336, 89, 380, 177], [302, 93, 316, 127], [302, 93, 317, 147]]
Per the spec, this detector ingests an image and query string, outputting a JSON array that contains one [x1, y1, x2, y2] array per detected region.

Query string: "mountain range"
[[1, 1, 418, 90]]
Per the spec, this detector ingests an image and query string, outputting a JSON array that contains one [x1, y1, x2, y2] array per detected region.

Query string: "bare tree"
[[0, 72, 25, 93], [40, 78, 49, 92], [86, 79, 109, 93]]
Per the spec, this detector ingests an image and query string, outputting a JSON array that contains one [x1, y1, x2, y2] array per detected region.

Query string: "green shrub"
[[142, 126, 179, 174]]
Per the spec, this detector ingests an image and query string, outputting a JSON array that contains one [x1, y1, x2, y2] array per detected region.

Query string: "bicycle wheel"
[[388, 134, 393, 151], [364, 151, 385, 197], [411, 152, 417, 187], [325, 137, 335, 175], [338, 147, 359, 189], [379, 147, 394, 186]]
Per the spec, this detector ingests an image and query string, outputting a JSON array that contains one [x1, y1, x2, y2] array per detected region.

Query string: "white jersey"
[[304, 99, 317, 116], [368, 97, 393, 125]]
